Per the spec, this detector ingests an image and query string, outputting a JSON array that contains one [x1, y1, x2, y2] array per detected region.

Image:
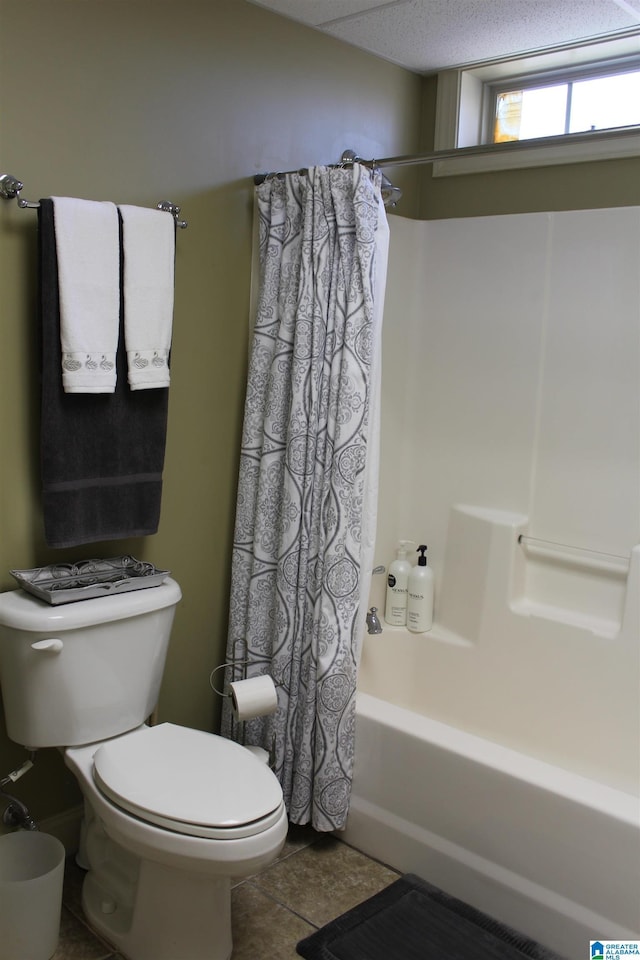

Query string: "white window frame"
[[433, 31, 640, 177]]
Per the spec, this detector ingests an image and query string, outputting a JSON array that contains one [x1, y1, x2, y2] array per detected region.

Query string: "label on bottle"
[[388, 575, 407, 600], [386, 572, 408, 624], [407, 580, 433, 632]]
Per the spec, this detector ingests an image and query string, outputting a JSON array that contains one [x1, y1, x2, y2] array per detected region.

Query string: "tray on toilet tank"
[[9, 556, 170, 604]]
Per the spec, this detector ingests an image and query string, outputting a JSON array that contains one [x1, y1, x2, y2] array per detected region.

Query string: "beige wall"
[[0, 0, 423, 824], [417, 76, 640, 218]]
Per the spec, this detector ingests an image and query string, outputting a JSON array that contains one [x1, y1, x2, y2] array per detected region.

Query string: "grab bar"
[[518, 534, 629, 577]]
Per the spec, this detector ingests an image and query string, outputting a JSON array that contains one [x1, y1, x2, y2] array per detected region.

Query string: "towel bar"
[[0, 173, 188, 227]]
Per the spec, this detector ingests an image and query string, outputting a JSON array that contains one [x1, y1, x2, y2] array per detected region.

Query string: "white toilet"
[[0, 579, 288, 960]]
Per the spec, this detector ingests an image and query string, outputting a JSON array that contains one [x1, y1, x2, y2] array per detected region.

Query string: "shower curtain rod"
[[0, 173, 188, 228], [254, 126, 640, 183]]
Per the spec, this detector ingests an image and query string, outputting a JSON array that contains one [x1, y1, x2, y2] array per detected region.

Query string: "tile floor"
[[53, 825, 400, 960]]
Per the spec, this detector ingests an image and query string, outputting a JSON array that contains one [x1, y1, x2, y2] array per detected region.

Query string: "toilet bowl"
[[67, 724, 288, 960], [0, 578, 287, 960]]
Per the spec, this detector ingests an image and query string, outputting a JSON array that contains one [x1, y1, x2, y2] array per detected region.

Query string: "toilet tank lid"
[[0, 578, 181, 631]]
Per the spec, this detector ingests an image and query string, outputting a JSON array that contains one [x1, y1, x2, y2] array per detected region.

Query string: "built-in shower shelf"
[[510, 598, 620, 640], [369, 622, 472, 648]]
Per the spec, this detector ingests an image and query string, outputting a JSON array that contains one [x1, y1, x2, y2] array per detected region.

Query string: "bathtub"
[[342, 691, 640, 960]]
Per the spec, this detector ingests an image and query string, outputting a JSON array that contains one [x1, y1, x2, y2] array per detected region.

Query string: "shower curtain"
[[222, 163, 389, 831]]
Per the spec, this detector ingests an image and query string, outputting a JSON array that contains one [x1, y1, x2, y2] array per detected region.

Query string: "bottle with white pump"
[[407, 544, 434, 633], [384, 540, 413, 626]]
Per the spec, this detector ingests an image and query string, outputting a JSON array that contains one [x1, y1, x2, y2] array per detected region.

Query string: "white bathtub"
[[342, 691, 640, 960]]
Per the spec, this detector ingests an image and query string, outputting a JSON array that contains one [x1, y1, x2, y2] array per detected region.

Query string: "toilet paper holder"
[[209, 637, 277, 699], [209, 639, 277, 765], [209, 635, 252, 698], [208, 662, 248, 699]]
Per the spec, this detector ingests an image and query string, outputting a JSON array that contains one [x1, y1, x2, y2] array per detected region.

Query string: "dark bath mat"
[[296, 874, 567, 960]]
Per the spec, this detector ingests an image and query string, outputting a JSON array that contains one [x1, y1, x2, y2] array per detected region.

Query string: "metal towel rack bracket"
[[156, 200, 188, 229], [0, 174, 38, 208], [0, 173, 188, 228]]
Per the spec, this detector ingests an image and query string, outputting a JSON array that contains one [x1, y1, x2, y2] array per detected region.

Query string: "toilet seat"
[[93, 723, 284, 840]]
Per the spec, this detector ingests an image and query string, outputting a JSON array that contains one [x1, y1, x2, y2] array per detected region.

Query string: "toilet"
[[0, 578, 288, 960]]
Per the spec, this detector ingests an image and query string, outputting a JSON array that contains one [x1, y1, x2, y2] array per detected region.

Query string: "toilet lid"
[[93, 723, 284, 840]]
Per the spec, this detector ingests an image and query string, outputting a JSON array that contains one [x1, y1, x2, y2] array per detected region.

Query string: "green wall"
[[417, 75, 640, 218], [0, 0, 422, 827]]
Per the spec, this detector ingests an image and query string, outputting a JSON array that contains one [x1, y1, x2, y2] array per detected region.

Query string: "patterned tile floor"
[[53, 826, 399, 959]]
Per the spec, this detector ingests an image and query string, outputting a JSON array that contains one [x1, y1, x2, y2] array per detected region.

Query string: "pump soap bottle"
[[385, 540, 413, 625], [407, 544, 434, 633]]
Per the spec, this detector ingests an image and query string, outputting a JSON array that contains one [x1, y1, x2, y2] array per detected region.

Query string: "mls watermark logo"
[[590, 941, 640, 958]]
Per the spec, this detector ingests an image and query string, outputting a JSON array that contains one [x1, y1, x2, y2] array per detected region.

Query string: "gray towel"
[[38, 198, 170, 548]]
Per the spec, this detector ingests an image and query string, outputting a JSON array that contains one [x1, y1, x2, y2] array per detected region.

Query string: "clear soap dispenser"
[[385, 540, 413, 626], [407, 544, 434, 633]]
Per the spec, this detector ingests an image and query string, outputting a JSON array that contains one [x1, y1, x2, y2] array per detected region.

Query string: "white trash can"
[[0, 830, 65, 960]]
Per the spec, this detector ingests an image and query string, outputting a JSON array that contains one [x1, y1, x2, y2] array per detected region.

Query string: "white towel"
[[51, 197, 120, 393], [119, 205, 175, 390]]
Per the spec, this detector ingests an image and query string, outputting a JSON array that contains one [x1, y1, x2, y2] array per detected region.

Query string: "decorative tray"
[[10, 556, 170, 605]]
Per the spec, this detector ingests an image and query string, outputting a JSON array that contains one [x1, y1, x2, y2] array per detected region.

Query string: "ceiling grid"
[[246, 0, 640, 72]]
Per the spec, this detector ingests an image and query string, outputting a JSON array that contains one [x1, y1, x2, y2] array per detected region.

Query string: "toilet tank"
[[0, 578, 182, 749]]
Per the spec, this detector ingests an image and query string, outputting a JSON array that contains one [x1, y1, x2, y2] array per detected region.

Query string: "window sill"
[[432, 127, 640, 177]]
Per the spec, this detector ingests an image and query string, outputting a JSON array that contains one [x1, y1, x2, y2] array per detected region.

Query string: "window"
[[433, 33, 640, 176], [492, 64, 640, 142]]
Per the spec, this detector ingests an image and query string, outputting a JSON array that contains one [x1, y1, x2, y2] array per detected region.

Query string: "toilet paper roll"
[[229, 675, 278, 721]]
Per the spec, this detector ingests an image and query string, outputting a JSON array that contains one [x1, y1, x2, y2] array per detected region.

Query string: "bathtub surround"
[[371, 209, 640, 792], [343, 209, 640, 958], [223, 164, 389, 831], [39, 200, 170, 548]]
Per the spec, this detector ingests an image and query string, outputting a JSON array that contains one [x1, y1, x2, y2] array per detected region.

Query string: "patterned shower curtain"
[[222, 163, 389, 831]]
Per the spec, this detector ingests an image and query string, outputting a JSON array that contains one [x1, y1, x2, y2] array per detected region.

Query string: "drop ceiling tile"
[[328, 0, 637, 71], [614, 0, 640, 18], [246, 0, 401, 28], [248, 0, 640, 72]]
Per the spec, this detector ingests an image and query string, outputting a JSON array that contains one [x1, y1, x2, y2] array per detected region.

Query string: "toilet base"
[[83, 846, 232, 960], [66, 737, 287, 960]]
